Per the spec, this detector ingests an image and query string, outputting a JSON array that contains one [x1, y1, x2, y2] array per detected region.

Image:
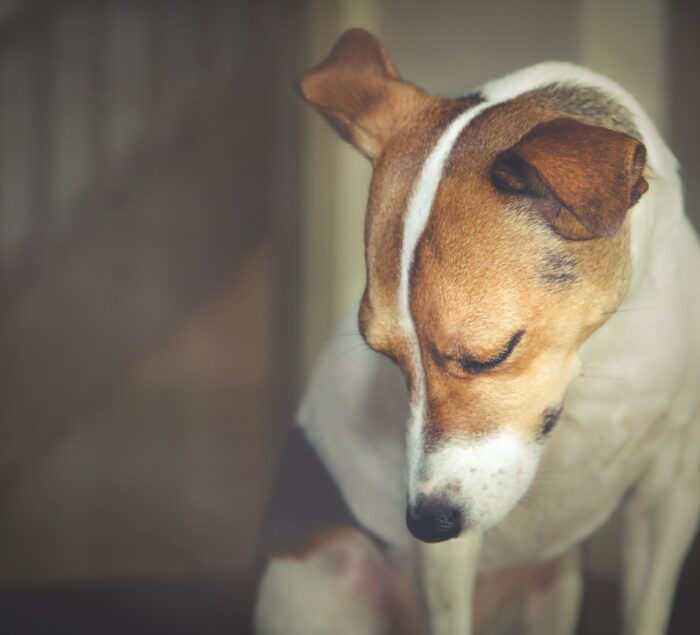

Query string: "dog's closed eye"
[[458, 330, 525, 375]]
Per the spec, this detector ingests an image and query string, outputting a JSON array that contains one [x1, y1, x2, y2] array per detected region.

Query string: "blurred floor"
[[2, 548, 699, 635], [0, 575, 248, 635]]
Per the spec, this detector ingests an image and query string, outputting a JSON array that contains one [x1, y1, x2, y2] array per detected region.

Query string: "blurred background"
[[0, 0, 698, 633]]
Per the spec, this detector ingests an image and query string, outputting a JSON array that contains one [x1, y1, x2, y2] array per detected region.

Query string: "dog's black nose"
[[406, 496, 464, 543]]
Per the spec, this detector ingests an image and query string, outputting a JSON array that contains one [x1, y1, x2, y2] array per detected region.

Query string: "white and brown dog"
[[254, 29, 700, 635]]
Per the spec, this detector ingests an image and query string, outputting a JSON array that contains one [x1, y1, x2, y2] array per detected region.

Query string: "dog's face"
[[299, 30, 647, 541]]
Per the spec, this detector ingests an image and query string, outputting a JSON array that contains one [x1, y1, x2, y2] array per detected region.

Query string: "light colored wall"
[[578, 0, 669, 136]]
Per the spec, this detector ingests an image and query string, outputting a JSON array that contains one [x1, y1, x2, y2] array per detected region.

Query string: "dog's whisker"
[[333, 341, 371, 363], [582, 364, 626, 375], [603, 305, 660, 316], [534, 465, 570, 480], [578, 372, 625, 381], [519, 491, 546, 511], [530, 471, 563, 487], [326, 332, 362, 341]]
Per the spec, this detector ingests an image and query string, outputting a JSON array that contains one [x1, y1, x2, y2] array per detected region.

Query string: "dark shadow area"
[[0, 577, 253, 635]]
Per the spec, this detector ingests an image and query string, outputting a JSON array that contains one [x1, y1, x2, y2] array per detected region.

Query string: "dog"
[[254, 29, 700, 635]]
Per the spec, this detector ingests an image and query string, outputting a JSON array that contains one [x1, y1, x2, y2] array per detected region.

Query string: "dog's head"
[[298, 30, 648, 542]]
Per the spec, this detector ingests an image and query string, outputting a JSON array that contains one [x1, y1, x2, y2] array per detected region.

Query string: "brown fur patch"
[[287, 527, 365, 561]]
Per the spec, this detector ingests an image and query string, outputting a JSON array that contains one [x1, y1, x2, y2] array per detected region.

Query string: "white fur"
[[417, 532, 482, 635], [255, 533, 391, 635], [255, 559, 384, 635]]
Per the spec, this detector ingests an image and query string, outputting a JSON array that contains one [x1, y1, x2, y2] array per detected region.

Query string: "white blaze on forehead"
[[399, 103, 490, 497], [398, 104, 488, 337]]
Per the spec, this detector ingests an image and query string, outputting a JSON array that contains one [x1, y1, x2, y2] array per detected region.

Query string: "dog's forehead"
[[362, 94, 551, 346], [411, 102, 563, 338], [411, 245, 539, 352]]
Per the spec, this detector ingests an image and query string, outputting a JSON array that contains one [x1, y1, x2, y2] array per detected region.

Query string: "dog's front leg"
[[621, 426, 700, 635], [417, 532, 482, 635]]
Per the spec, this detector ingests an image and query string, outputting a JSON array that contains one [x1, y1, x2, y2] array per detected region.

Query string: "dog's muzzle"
[[406, 495, 464, 542]]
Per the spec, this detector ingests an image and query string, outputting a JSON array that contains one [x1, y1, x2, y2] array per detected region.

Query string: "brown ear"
[[296, 29, 425, 160], [491, 118, 648, 240]]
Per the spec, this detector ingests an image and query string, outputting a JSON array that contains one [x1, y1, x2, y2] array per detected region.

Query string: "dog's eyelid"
[[457, 329, 525, 374]]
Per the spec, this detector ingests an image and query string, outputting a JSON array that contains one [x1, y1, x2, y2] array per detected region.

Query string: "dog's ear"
[[296, 29, 425, 161], [491, 117, 648, 240]]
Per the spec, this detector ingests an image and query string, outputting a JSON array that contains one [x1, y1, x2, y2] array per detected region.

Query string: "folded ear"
[[491, 117, 648, 240], [296, 28, 426, 161]]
